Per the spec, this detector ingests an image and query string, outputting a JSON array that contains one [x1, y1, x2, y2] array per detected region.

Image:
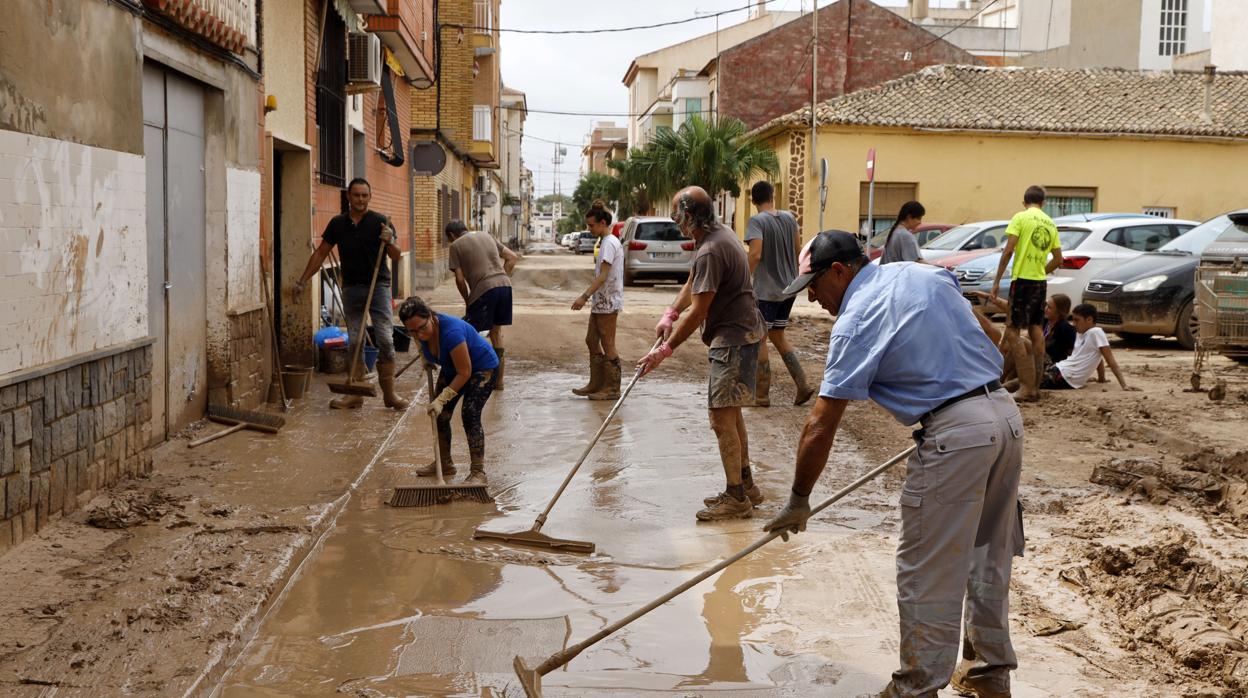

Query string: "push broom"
[[325, 238, 386, 399], [511, 444, 917, 697], [472, 340, 662, 555], [387, 364, 493, 506]]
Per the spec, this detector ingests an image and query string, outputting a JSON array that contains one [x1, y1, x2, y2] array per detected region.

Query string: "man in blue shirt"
[[764, 232, 1025, 698]]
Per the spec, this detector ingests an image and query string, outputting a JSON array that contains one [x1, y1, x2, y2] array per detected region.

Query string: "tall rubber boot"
[[416, 429, 456, 477], [572, 355, 604, 396], [329, 363, 366, 409], [377, 361, 410, 410], [588, 357, 621, 401], [755, 358, 772, 407], [782, 351, 815, 405], [494, 348, 506, 391]]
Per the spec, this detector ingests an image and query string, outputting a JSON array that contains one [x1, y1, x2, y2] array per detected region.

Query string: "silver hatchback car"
[[621, 216, 694, 285]]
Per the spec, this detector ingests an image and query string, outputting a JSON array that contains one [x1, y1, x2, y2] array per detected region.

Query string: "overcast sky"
[[499, 0, 923, 199]]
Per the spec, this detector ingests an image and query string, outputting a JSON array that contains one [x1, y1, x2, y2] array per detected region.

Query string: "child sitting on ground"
[[1042, 303, 1139, 391]]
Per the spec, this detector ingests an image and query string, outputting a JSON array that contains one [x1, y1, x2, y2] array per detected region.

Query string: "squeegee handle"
[[534, 444, 916, 676], [427, 364, 447, 487], [532, 339, 663, 530]]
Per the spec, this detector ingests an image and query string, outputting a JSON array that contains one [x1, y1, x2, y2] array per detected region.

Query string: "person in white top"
[[1042, 304, 1139, 391], [570, 200, 625, 401]]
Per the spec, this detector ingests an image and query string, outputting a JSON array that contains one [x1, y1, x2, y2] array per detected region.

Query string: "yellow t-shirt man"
[[1005, 207, 1060, 281]]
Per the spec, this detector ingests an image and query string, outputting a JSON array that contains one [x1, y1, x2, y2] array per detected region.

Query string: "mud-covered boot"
[[572, 355, 604, 396], [782, 351, 816, 405], [696, 492, 753, 521], [465, 465, 487, 485], [377, 361, 410, 410], [416, 431, 455, 477], [493, 348, 506, 391], [587, 357, 621, 401], [703, 482, 764, 506], [754, 358, 772, 407], [329, 364, 367, 409], [951, 660, 1012, 697]]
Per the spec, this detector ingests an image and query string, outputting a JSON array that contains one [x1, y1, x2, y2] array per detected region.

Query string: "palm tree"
[[625, 116, 780, 203]]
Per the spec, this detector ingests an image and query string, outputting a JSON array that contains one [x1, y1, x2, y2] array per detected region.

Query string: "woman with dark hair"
[[399, 296, 499, 485], [570, 200, 625, 400], [880, 200, 927, 265]]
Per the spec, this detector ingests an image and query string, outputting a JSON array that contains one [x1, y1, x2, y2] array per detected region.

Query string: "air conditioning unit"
[[476, 175, 487, 192], [347, 33, 382, 91]]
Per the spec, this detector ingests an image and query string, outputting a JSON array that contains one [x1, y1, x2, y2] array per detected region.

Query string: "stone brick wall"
[[213, 308, 269, 409], [0, 342, 154, 555], [719, 0, 982, 131]]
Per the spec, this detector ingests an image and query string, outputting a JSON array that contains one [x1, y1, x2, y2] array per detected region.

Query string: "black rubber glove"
[[763, 491, 812, 542]]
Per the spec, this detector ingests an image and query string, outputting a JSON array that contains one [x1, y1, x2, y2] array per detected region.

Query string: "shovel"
[[512, 444, 917, 697], [326, 238, 386, 398], [473, 340, 662, 554]]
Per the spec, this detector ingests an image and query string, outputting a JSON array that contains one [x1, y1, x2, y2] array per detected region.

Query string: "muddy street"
[[2, 250, 1248, 696]]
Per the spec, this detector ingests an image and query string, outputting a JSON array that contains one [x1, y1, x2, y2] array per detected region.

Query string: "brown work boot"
[[494, 348, 506, 391], [416, 461, 456, 478], [703, 482, 764, 507], [696, 494, 753, 521], [951, 661, 1011, 697], [572, 355, 604, 396], [465, 467, 487, 485], [330, 364, 368, 409], [588, 357, 621, 401], [755, 358, 772, 407], [377, 361, 410, 410], [782, 351, 816, 405]]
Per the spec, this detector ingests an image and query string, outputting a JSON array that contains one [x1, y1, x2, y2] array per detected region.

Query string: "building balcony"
[[473, 0, 496, 49], [140, 0, 256, 54], [364, 0, 435, 85], [470, 104, 498, 166]]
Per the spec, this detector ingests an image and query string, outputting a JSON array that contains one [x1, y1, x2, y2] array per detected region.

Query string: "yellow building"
[[738, 65, 1248, 242]]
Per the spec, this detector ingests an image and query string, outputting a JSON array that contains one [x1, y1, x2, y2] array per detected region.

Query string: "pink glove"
[[637, 343, 674, 377], [656, 307, 681, 340]]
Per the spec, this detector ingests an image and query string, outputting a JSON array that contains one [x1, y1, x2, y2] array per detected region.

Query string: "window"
[[635, 221, 688, 242], [1106, 224, 1180, 252], [352, 129, 365, 182], [1143, 206, 1175, 218], [1042, 187, 1096, 219], [316, 10, 347, 186], [1159, 0, 1188, 56], [685, 98, 702, 118], [859, 182, 917, 237]]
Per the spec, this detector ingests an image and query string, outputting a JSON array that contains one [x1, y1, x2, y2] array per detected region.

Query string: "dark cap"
[[782, 231, 868, 295]]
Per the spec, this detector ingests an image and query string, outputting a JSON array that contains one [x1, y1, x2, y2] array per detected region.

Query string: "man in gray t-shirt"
[[744, 181, 815, 407]]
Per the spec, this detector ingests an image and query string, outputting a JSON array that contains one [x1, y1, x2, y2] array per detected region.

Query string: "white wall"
[[1211, 0, 1248, 70], [225, 167, 262, 312], [671, 78, 711, 131], [0, 129, 148, 375]]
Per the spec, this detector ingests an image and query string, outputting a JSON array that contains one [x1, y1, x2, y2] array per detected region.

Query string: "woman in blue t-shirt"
[[398, 296, 499, 484]]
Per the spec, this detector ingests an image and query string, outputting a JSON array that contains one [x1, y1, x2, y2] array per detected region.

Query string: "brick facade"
[[719, 0, 983, 131], [0, 343, 154, 554]]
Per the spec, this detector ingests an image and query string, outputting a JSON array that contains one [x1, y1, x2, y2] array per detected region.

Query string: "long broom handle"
[[533, 444, 917, 676], [532, 338, 663, 530], [426, 364, 447, 487], [326, 248, 375, 348], [345, 239, 388, 379]]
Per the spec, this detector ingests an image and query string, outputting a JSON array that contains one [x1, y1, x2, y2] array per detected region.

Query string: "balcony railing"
[[141, 0, 256, 53], [474, 0, 492, 34], [473, 105, 492, 141]]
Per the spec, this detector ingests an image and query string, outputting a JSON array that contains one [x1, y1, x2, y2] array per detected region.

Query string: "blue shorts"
[[757, 297, 795, 329], [464, 286, 513, 332]]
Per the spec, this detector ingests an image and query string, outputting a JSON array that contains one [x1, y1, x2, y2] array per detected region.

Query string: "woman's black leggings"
[[435, 369, 497, 467]]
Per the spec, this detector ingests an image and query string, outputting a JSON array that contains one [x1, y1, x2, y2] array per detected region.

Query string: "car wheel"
[[1117, 332, 1153, 345], [1175, 299, 1197, 350]]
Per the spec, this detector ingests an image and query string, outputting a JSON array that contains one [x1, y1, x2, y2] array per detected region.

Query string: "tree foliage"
[[621, 116, 779, 203]]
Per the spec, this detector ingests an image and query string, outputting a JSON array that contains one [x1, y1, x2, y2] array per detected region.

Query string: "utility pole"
[[810, 0, 819, 232]]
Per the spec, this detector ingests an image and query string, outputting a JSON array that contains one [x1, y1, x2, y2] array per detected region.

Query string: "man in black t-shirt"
[[295, 178, 408, 410]]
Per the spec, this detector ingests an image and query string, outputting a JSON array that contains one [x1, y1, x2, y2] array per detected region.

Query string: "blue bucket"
[[363, 346, 379, 373]]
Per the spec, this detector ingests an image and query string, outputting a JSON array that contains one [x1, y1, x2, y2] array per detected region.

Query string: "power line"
[[914, 0, 1001, 51], [446, 0, 778, 35]]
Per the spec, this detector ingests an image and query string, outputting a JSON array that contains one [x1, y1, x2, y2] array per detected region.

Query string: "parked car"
[[620, 216, 694, 285], [865, 223, 953, 260], [610, 221, 625, 238], [1083, 209, 1248, 349], [575, 231, 596, 254], [1052, 212, 1148, 223], [920, 220, 1010, 262], [561, 232, 579, 250], [1046, 217, 1196, 306]]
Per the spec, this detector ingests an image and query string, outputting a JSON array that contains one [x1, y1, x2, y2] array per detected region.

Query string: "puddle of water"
[[219, 372, 899, 696]]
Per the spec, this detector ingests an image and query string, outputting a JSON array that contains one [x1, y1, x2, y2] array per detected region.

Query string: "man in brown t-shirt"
[[637, 186, 766, 522], [446, 220, 518, 388]]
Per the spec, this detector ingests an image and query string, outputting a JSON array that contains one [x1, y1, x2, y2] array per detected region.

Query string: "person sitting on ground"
[[400, 296, 500, 484], [1041, 304, 1138, 392], [1043, 294, 1076, 365]]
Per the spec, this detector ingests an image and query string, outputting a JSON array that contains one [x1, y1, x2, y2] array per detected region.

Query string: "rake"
[[326, 238, 386, 398], [512, 445, 917, 697], [472, 340, 661, 555], [387, 365, 493, 506], [188, 404, 287, 448]]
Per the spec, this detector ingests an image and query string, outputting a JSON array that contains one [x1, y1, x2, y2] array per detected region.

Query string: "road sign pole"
[[865, 148, 876, 256]]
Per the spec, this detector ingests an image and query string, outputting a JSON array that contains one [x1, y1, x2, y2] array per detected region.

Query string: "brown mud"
[[2, 248, 1248, 696]]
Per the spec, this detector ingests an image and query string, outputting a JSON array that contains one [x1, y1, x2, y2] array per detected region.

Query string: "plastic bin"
[[281, 365, 312, 399], [363, 346, 379, 373]]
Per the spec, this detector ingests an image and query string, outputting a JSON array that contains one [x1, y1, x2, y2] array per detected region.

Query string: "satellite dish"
[[410, 141, 446, 176]]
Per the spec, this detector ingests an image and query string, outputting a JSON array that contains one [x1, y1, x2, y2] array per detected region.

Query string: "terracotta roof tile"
[[755, 65, 1248, 139]]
